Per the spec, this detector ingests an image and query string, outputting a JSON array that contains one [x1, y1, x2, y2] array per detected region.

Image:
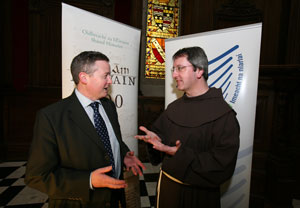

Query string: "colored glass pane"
[[145, 0, 179, 79]]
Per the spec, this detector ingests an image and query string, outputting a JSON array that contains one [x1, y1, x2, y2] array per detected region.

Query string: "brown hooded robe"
[[148, 88, 240, 208]]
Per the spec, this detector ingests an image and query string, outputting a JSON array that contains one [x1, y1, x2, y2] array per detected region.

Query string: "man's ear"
[[196, 69, 204, 79], [79, 72, 88, 84]]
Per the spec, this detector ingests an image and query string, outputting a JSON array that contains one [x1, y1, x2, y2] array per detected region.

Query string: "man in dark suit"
[[25, 51, 145, 208]]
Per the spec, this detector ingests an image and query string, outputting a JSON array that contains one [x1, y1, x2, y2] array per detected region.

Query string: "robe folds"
[[148, 87, 240, 208]]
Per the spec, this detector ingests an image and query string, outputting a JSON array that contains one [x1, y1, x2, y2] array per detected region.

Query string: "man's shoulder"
[[166, 96, 183, 108], [39, 94, 75, 114], [100, 97, 115, 108], [100, 96, 113, 103], [164, 89, 234, 127]]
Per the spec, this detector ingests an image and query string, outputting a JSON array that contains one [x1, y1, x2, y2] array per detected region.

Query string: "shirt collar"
[[75, 89, 101, 108]]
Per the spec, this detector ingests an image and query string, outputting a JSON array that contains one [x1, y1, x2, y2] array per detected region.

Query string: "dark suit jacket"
[[25, 92, 130, 208]]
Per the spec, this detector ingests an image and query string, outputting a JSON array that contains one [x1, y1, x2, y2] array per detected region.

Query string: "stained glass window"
[[145, 0, 180, 79]]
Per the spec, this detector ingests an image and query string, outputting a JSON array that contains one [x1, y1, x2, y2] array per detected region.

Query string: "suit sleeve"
[[25, 110, 91, 201]]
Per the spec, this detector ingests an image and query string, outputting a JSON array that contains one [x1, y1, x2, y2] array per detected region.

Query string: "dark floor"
[[0, 161, 160, 208]]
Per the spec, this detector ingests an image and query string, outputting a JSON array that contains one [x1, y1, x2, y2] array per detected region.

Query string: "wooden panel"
[[0, 0, 13, 86], [1, 0, 116, 161], [250, 65, 300, 207], [1, 88, 61, 161], [28, 0, 115, 88], [137, 96, 164, 162], [286, 0, 300, 64], [253, 86, 274, 152], [179, 0, 300, 65], [181, 0, 215, 35], [130, 0, 143, 29]]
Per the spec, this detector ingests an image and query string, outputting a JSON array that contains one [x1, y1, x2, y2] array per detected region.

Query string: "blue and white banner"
[[165, 23, 262, 208], [62, 3, 141, 152]]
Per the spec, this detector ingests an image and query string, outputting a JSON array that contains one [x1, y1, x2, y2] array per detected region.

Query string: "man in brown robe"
[[136, 46, 240, 208]]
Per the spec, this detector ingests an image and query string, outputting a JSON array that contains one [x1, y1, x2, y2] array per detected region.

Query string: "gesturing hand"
[[135, 126, 161, 142], [91, 166, 127, 189], [135, 126, 181, 156], [124, 151, 146, 176]]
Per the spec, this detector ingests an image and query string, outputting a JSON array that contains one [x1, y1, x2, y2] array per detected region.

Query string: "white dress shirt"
[[75, 89, 122, 184]]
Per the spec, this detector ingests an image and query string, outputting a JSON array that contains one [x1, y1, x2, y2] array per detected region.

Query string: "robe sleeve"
[[162, 111, 240, 188]]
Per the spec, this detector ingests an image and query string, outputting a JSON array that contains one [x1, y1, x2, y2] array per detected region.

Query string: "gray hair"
[[70, 51, 109, 85]]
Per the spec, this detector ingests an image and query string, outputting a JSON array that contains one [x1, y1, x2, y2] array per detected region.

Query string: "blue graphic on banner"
[[208, 45, 244, 104], [208, 45, 248, 207], [223, 146, 253, 207], [221, 147, 251, 208]]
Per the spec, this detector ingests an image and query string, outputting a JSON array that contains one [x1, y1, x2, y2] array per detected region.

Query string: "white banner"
[[165, 23, 262, 208], [62, 3, 141, 152]]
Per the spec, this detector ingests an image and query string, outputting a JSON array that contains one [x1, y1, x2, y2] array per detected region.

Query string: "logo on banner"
[[208, 45, 249, 207], [109, 63, 137, 108], [111, 64, 136, 86], [208, 45, 244, 105]]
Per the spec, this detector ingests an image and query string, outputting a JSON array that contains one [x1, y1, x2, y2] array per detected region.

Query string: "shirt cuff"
[[89, 173, 94, 190]]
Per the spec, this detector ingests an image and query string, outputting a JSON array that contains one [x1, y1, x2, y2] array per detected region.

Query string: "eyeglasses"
[[171, 65, 193, 73]]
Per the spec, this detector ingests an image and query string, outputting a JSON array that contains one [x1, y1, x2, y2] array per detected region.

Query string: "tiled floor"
[[0, 161, 160, 208]]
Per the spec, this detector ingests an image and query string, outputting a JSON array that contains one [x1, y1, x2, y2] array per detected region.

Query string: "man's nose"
[[107, 75, 112, 84], [172, 70, 178, 79]]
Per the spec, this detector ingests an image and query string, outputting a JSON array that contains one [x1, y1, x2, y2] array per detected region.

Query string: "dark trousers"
[[110, 189, 126, 208]]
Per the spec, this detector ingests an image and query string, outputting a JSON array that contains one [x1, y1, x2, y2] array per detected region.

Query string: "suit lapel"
[[67, 93, 107, 152]]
